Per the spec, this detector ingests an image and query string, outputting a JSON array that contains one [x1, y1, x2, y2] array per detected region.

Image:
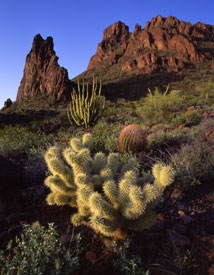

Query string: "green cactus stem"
[[67, 75, 105, 128]]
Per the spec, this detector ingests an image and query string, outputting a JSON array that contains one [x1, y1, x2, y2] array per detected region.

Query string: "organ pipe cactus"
[[44, 133, 174, 240], [118, 124, 147, 153], [67, 75, 105, 128]]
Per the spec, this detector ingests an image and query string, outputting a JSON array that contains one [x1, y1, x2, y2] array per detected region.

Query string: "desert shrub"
[[194, 79, 214, 104], [0, 222, 81, 275], [91, 119, 123, 153], [189, 118, 214, 139], [56, 109, 72, 126], [0, 125, 53, 158], [170, 138, 214, 189], [182, 94, 206, 107], [147, 131, 189, 151], [171, 110, 202, 127], [102, 102, 118, 118], [136, 86, 184, 126], [112, 237, 149, 275]]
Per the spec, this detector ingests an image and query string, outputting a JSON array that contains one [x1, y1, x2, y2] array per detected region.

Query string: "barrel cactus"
[[118, 124, 147, 153]]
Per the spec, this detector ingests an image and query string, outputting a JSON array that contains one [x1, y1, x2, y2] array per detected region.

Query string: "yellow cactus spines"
[[126, 186, 145, 219], [75, 173, 88, 186], [89, 216, 117, 236], [82, 133, 93, 148], [89, 192, 116, 218], [143, 183, 160, 203], [67, 75, 106, 128], [77, 185, 92, 203], [103, 180, 118, 207], [44, 175, 75, 194], [44, 132, 175, 240], [126, 211, 156, 231], [71, 213, 85, 226], [92, 152, 106, 174], [106, 153, 120, 175], [69, 137, 84, 152], [100, 168, 113, 181], [152, 162, 175, 188], [121, 158, 139, 176], [46, 193, 56, 205], [64, 148, 92, 175], [123, 170, 137, 185], [152, 162, 164, 181], [45, 146, 74, 186], [159, 165, 175, 187]]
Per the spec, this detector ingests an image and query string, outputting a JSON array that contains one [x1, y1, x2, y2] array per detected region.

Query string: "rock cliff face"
[[16, 34, 74, 103], [87, 15, 214, 74], [16, 15, 214, 103]]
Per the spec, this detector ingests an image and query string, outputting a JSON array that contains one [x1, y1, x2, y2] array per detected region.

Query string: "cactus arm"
[[103, 180, 119, 207], [127, 211, 156, 231], [44, 133, 174, 240]]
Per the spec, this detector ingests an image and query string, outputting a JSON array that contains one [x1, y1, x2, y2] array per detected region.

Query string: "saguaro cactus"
[[67, 75, 105, 128], [118, 124, 147, 153], [44, 133, 174, 240]]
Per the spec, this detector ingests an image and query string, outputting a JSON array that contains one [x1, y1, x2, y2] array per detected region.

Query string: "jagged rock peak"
[[16, 34, 74, 103], [31, 34, 55, 60], [87, 15, 214, 72], [87, 21, 130, 70], [102, 21, 130, 42], [144, 14, 182, 29]]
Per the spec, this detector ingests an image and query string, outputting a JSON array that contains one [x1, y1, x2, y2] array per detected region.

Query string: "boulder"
[[87, 21, 130, 69], [1, 98, 12, 110]]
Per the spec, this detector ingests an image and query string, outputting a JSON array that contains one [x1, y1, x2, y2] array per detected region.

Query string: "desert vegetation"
[[1, 77, 214, 274]]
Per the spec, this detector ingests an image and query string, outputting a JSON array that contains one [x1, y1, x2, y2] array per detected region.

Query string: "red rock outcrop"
[[87, 21, 130, 69], [16, 34, 74, 103], [87, 15, 214, 74]]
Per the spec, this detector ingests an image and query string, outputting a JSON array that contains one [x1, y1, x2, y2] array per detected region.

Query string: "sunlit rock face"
[[16, 34, 75, 103]]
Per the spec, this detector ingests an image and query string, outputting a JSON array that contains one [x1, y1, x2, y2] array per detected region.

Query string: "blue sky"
[[0, 0, 214, 108]]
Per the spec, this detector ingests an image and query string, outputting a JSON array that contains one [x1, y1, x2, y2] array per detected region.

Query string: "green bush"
[[0, 125, 53, 158], [147, 131, 187, 151], [91, 120, 123, 153], [136, 86, 184, 126], [194, 79, 214, 104], [0, 222, 81, 275], [171, 110, 202, 127], [112, 237, 150, 275], [189, 118, 214, 140], [170, 138, 214, 189]]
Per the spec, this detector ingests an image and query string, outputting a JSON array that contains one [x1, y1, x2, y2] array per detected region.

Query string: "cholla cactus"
[[44, 133, 174, 240], [118, 124, 147, 153]]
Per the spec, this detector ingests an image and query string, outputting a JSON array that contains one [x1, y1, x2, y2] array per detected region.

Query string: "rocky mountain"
[[79, 15, 214, 100], [16, 34, 75, 103], [16, 15, 214, 103], [87, 15, 214, 73]]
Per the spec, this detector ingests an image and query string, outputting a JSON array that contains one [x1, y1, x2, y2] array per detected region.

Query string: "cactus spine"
[[44, 133, 174, 240], [118, 124, 147, 153], [67, 75, 105, 128]]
